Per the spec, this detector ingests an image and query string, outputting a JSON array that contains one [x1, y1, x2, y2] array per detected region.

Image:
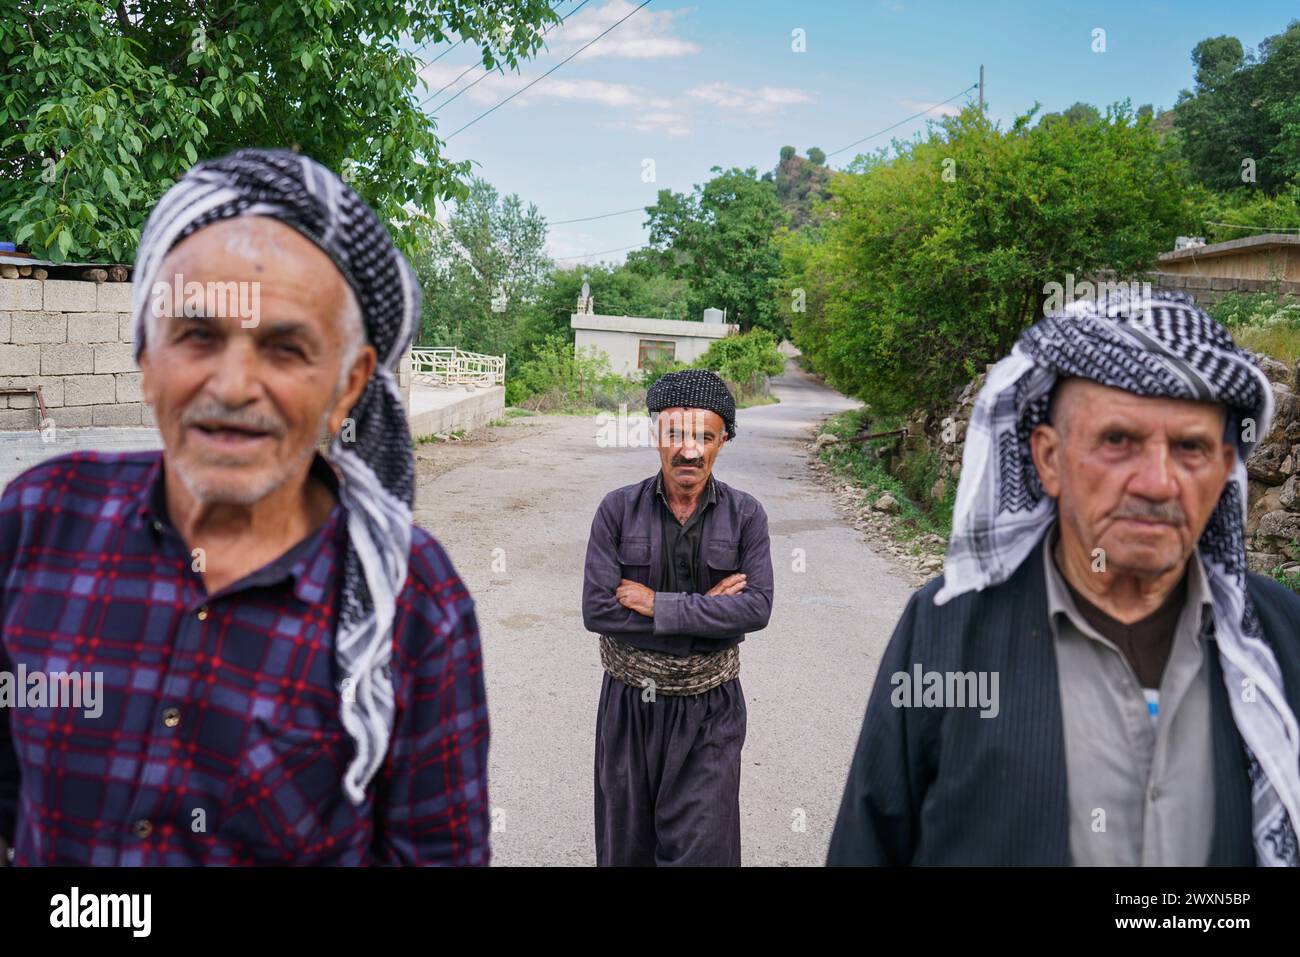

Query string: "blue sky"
[[411, 0, 1298, 264]]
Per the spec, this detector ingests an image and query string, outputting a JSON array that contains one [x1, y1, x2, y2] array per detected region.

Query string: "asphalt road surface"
[[413, 364, 915, 866]]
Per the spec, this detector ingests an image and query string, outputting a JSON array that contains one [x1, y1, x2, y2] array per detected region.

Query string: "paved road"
[[414, 364, 915, 865], [0, 366, 914, 865]]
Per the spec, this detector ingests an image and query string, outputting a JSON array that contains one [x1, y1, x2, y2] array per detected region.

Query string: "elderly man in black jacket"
[[829, 290, 1300, 866]]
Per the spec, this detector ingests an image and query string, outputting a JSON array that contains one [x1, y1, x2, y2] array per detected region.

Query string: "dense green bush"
[[1194, 182, 1300, 244], [694, 329, 786, 401], [1210, 291, 1300, 329], [506, 328, 786, 413], [781, 104, 1193, 415], [505, 335, 646, 412]]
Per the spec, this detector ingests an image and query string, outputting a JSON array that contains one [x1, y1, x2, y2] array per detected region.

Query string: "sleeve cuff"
[[653, 591, 681, 635]]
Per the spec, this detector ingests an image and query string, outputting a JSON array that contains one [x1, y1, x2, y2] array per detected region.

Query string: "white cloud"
[[899, 97, 964, 118], [418, 62, 648, 109], [554, 0, 700, 60], [686, 82, 813, 115], [610, 111, 691, 137]]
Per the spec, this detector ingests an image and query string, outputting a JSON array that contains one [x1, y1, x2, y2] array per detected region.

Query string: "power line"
[[539, 84, 982, 231], [423, 60, 486, 112], [418, 0, 589, 113], [412, 35, 463, 65], [549, 206, 647, 225], [553, 242, 646, 261], [445, 0, 653, 140], [826, 83, 978, 158], [474, 75, 979, 260], [412, 0, 578, 66], [432, 0, 593, 114]]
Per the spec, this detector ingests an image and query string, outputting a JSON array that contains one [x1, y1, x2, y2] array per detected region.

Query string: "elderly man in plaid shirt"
[[0, 150, 489, 866]]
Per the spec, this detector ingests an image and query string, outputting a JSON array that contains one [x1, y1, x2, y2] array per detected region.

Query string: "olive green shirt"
[[1044, 523, 1217, 866]]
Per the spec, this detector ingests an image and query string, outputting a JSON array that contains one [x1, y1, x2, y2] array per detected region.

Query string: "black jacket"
[[827, 534, 1300, 865]]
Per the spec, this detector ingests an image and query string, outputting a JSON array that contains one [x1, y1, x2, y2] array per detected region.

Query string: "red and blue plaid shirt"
[[0, 450, 489, 865]]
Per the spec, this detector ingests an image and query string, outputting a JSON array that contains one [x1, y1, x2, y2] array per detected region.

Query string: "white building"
[[570, 311, 739, 376]]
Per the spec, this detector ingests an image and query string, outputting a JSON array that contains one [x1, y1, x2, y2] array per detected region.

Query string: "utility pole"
[[978, 64, 984, 113]]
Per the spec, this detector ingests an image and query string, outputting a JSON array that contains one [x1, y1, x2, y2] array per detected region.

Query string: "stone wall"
[[1115, 269, 1300, 309], [1245, 356, 1300, 573], [0, 277, 141, 429], [912, 357, 1300, 578]]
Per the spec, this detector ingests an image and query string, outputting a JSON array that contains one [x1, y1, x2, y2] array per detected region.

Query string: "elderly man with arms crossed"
[[583, 370, 774, 866], [829, 290, 1300, 866], [0, 150, 489, 865]]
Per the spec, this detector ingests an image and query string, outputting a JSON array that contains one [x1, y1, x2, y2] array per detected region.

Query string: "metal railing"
[[409, 347, 506, 387]]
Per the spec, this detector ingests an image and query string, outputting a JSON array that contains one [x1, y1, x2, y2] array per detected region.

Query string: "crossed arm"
[[582, 498, 774, 639]]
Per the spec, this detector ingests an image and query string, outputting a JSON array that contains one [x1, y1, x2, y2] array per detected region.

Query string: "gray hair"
[[336, 280, 365, 392]]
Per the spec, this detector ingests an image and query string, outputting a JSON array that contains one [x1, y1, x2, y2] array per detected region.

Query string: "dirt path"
[[414, 365, 916, 866]]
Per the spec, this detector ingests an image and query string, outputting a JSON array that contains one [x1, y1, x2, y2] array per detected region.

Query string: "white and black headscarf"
[[130, 148, 419, 805], [936, 287, 1299, 866]]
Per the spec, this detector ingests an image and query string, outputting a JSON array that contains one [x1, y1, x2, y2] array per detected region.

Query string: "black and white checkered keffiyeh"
[[130, 149, 419, 805], [935, 287, 1299, 866], [647, 369, 737, 439]]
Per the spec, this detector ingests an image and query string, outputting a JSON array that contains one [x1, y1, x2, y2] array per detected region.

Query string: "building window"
[[638, 338, 676, 369]]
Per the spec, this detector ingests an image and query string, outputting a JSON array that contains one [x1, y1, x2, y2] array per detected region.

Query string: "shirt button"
[[133, 820, 153, 839], [1149, 786, 1161, 802], [196, 606, 209, 622], [152, 520, 163, 533], [162, 707, 181, 729]]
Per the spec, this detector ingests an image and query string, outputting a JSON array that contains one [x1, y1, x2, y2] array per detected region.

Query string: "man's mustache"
[[671, 456, 704, 468], [1111, 499, 1186, 525], [181, 399, 287, 437]]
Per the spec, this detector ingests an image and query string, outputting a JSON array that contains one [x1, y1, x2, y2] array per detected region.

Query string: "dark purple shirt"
[[582, 472, 774, 656], [0, 450, 489, 866]]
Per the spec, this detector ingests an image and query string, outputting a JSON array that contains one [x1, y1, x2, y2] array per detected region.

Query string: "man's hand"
[[707, 573, 747, 597], [616, 579, 655, 617]]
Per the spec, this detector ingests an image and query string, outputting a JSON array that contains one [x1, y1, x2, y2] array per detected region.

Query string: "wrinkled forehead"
[[1049, 376, 1230, 432], [149, 216, 355, 333], [161, 215, 338, 277], [653, 407, 726, 434]]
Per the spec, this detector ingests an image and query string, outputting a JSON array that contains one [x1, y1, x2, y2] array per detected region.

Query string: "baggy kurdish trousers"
[[594, 672, 746, 866]]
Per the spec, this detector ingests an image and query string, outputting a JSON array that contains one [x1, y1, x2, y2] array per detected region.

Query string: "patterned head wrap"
[[130, 148, 419, 805], [936, 287, 1299, 865], [647, 369, 737, 439]]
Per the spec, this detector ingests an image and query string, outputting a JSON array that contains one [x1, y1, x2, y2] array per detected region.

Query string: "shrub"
[[782, 104, 1193, 415], [1208, 291, 1300, 330], [694, 329, 786, 401]]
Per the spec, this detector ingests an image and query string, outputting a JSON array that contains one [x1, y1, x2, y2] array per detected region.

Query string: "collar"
[[131, 450, 344, 603], [1042, 521, 1215, 646], [654, 470, 718, 508]]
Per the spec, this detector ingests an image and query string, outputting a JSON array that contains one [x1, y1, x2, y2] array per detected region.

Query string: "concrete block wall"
[[408, 386, 505, 439], [0, 279, 144, 430], [1095, 270, 1300, 309]]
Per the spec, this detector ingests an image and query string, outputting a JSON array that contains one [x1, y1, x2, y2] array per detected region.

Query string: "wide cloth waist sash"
[[599, 635, 739, 696]]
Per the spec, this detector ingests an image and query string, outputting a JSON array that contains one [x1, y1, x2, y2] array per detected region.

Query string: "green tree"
[[0, 0, 558, 261], [694, 328, 785, 398], [636, 166, 788, 335], [1173, 20, 1300, 193], [782, 104, 1193, 414], [773, 146, 833, 229], [1039, 102, 1102, 128], [414, 177, 550, 359], [515, 262, 692, 361]]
